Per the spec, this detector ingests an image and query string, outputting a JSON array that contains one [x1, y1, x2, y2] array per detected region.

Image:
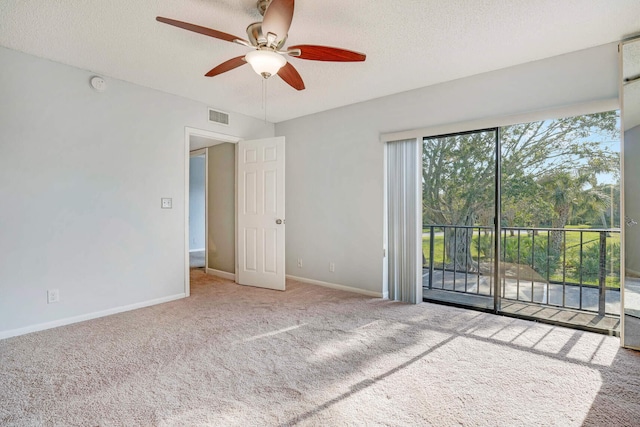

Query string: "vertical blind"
[[387, 138, 422, 303]]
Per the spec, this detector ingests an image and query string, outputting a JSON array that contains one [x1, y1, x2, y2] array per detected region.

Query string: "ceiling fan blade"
[[277, 62, 305, 91], [205, 56, 247, 77], [288, 45, 366, 62], [156, 16, 248, 45], [262, 0, 294, 43]]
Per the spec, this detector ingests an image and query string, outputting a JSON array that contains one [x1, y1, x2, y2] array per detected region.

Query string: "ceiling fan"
[[156, 0, 366, 91]]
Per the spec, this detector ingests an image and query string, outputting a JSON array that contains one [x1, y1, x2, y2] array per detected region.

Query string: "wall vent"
[[208, 108, 230, 126]]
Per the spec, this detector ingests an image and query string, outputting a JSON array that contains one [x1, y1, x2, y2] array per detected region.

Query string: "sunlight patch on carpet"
[[242, 324, 307, 343]]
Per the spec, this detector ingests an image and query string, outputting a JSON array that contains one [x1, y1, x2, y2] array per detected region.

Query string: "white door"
[[237, 137, 285, 290]]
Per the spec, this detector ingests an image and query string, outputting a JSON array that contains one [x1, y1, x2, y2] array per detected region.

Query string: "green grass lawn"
[[422, 227, 620, 287]]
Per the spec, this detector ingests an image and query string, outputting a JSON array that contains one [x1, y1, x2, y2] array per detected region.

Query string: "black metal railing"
[[422, 225, 620, 316]]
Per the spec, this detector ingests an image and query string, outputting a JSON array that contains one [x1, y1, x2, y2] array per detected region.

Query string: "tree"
[[423, 131, 495, 271], [572, 182, 620, 228], [501, 173, 549, 233], [538, 166, 612, 253]]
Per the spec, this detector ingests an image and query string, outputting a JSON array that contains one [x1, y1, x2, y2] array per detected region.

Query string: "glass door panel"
[[422, 129, 498, 310], [498, 113, 621, 333]]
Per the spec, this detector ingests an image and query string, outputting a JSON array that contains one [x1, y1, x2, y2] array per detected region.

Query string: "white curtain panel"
[[387, 139, 422, 303]]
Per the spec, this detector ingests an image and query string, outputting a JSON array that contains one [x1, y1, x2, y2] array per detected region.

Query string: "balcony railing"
[[423, 225, 621, 316]]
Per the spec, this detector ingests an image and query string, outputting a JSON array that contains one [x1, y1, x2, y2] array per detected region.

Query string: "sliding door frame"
[[494, 128, 502, 313]]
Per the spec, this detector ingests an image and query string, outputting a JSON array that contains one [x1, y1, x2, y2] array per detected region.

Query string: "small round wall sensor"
[[90, 76, 106, 92]]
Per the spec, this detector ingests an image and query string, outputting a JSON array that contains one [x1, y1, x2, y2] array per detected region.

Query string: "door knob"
[[276, 219, 283, 224]]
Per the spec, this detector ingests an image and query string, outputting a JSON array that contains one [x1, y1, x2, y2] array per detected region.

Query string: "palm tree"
[[539, 167, 610, 253], [572, 183, 619, 228]]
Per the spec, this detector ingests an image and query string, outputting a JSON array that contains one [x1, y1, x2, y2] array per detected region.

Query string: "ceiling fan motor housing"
[[246, 22, 287, 49]]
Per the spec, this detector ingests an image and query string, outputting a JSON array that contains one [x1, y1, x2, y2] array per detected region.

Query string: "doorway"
[[183, 129, 287, 295], [184, 127, 240, 296]]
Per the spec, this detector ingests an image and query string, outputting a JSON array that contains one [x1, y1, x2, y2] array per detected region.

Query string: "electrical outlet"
[[329, 262, 335, 272], [161, 198, 172, 209], [47, 289, 60, 304], [297, 258, 302, 268]]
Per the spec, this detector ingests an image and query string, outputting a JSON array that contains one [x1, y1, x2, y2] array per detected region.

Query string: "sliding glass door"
[[421, 112, 621, 333]]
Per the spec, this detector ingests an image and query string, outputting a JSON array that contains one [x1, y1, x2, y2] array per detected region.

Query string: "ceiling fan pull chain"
[[263, 78, 268, 123]]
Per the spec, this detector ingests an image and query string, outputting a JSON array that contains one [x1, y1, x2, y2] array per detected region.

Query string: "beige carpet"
[[1, 270, 639, 426]]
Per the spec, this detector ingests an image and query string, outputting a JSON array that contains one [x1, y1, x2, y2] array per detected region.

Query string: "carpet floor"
[[1, 270, 639, 426]]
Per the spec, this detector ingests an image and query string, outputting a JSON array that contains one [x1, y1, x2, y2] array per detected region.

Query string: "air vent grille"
[[208, 108, 229, 125]]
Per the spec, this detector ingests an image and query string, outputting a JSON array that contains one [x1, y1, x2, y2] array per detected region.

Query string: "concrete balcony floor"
[[423, 268, 621, 334]]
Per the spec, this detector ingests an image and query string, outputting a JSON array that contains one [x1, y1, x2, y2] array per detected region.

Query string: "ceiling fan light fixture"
[[245, 49, 286, 78]]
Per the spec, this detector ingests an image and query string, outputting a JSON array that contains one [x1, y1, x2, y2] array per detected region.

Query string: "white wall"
[[276, 43, 619, 296], [0, 46, 273, 337], [189, 156, 206, 251]]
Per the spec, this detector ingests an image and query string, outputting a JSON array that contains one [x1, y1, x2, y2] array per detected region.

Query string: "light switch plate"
[[161, 198, 172, 209]]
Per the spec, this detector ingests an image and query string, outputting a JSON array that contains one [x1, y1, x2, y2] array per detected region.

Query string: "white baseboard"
[[189, 248, 205, 253], [206, 268, 236, 281], [0, 293, 186, 341], [626, 268, 640, 278], [286, 275, 383, 298]]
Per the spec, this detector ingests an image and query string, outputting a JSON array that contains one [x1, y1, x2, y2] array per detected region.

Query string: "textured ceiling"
[[1, 0, 640, 123]]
